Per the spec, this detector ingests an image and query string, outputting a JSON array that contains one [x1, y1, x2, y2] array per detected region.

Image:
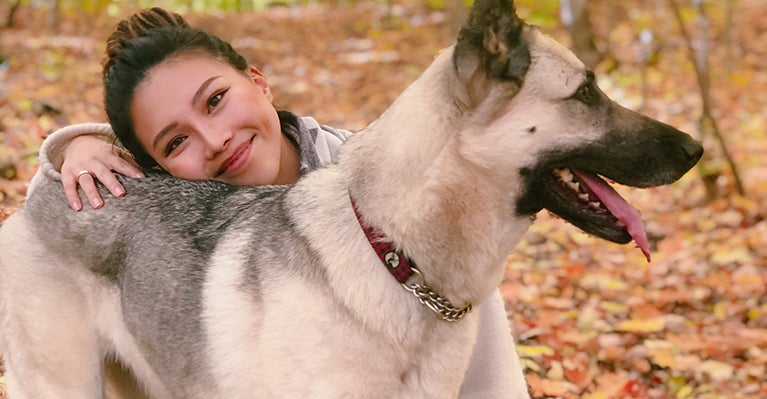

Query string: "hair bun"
[[103, 7, 188, 78]]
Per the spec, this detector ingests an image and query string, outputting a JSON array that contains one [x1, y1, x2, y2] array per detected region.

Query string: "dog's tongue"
[[573, 170, 651, 262]]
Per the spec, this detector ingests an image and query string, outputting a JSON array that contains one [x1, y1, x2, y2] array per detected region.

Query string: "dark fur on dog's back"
[[27, 175, 264, 278]]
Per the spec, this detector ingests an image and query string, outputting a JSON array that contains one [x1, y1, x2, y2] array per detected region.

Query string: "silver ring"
[[76, 170, 91, 179]]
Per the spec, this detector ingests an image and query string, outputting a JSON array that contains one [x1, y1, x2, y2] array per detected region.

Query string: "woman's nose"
[[202, 127, 233, 159]]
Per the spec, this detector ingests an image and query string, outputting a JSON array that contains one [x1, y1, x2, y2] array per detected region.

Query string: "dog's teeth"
[[579, 193, 590, 202], [589, 201, 602, 210], [567, 182, 580, 191], [616, 220, 626, 228], [555, 168, 574, 183]]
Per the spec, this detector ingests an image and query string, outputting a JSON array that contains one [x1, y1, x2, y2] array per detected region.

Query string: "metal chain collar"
[[349, 195, 473, 322], [401, 268, 473, 322]]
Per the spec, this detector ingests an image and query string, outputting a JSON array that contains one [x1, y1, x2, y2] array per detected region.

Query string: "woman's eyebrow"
[[153, 121, 179, 151], [151, 75, 223, 151], [192, 75, 222, 106]]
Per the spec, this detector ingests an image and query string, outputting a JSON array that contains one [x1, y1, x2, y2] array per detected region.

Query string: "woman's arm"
[[39, 123, 144, 210], [458, 291, 530, 399]]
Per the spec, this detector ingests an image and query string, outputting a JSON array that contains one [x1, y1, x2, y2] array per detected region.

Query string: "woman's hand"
[[60, 135, 145, 211]]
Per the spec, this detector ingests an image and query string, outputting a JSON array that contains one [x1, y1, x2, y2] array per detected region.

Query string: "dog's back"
[[2, 170, 440, 398], [0, 175, 322, 396], [24, 176, 234, 271]]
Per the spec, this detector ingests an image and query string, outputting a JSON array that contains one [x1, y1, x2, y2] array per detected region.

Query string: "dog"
[[0, 0, 702, 397]]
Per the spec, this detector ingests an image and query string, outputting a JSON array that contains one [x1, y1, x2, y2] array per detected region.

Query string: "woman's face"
[[130, 54, 298, 186]]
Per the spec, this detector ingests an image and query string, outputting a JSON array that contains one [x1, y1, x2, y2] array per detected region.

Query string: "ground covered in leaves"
[[1, 2, 766, 398]]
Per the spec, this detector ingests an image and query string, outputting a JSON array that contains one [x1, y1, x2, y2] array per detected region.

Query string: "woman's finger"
[[114, 147, 142, 170], [93, 167, 127, 198], [110, 157, 145, 179], [62, 175, 83, 211], [77, 173, 104, 209]]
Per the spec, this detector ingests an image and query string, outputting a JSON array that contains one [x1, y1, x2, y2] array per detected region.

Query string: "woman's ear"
[[247, 66, 273, 101]]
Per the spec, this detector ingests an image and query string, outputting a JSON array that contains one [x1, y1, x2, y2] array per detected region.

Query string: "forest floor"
[[1, 1, 766, 398]]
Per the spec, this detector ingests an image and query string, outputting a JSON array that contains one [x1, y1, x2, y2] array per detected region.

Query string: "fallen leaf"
[[516, 344, 555, 359], [614, 317, 666, 334], [699, 360, 735, 382]]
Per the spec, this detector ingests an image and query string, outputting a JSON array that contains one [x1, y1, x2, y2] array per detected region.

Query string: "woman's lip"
[[217, 140, 251, 176]]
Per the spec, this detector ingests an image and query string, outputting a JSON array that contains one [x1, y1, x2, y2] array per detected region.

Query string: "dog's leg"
[[101, 306, 173, 399], [458, 292, 530, 399], [0, 216, 105, 399], [1, 274, 105, 399]]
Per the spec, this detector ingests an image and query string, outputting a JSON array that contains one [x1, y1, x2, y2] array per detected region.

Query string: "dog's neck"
[[342, 48, 532, 306]]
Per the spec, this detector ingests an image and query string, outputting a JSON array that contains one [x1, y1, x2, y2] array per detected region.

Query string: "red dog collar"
[[349, 195, 472, 322]]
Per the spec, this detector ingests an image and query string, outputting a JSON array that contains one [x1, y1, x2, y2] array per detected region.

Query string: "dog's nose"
[[682, 139, 704, 163]]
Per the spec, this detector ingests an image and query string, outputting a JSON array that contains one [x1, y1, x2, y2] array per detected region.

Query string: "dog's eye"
[[573, 84, 595, 105]]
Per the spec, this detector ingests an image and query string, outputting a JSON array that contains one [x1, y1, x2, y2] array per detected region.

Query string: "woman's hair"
[[103, 7, 249, 170]]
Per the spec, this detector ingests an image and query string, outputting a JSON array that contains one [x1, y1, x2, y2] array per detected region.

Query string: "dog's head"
[[452, 0, 703, 260]]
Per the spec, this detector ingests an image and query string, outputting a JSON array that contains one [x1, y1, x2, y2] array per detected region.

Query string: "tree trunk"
[[560, 0, 602, 69], [48, 0, 61, 32], [448, 0, 468, 39], [668, 0, 745, 198], [5, 0, 21, 28]]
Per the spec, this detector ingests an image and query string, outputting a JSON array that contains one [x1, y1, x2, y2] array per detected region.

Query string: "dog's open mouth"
[[534, 167, 651, 261]]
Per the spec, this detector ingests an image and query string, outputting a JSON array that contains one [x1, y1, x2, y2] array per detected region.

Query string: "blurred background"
[[0, 0, 765, 398]]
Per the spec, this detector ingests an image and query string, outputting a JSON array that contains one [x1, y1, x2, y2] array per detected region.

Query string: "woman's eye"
[[165, 136, 187, 156], [207, 90, 227, 113]]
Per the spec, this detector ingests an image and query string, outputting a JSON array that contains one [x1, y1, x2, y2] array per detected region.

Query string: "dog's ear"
[[453, 0, 530, 106]]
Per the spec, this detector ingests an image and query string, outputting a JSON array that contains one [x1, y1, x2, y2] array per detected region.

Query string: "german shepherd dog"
[[0, 0, 701, 397]]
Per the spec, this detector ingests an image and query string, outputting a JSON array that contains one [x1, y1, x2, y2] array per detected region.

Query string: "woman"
[[40, 8, 523, 397]]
